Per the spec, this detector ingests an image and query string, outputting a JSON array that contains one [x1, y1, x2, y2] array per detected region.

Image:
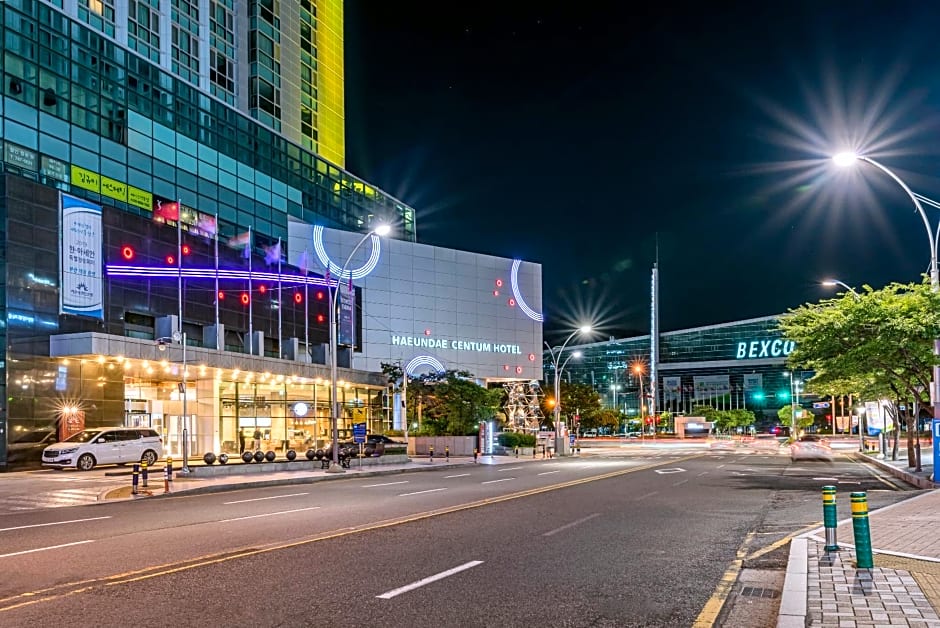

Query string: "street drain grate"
[[740, 587, 780, 599]]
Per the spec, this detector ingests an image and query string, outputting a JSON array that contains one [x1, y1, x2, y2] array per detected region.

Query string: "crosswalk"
[[0, 487, 105, 512]]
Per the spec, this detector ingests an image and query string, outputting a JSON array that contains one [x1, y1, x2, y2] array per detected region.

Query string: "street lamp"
[[157, 331, 189, 473], [821, 278, 860, 298], [546, 325, 591, 455], [833, 152, 940, 418], [327, 223, 391, 473]]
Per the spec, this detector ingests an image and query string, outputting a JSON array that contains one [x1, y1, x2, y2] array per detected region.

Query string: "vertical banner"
[[338, 283, 355, 346], [693, 375, 731, 400], [60, 193, 103, 318], [393, 392, 402, 430], [743, 373, 763, 391], [663, 376, 682, 402]]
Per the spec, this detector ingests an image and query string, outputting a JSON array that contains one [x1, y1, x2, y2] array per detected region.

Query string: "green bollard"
[[822, 486, 839, 552], [851, 491, 874, 568]]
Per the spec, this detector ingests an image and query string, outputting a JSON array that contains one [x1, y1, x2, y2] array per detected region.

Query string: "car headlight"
[[59, 447, 80, 454]]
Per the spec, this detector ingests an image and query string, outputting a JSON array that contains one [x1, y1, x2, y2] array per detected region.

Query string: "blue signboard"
[[353, 422, 367, 444], [932, 420, 940, 482]]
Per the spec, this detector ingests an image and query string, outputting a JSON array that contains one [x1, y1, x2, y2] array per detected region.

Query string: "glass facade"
[[546, 317, 811, 425], [0, 1, 405, 468]]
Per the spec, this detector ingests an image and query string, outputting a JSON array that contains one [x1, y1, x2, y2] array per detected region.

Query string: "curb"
[[851, 452, 937, 489], [776, 537, 807, 628], [100, 460, 481, 501]]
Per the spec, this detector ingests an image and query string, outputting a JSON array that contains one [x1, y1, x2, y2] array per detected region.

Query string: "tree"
[[541, 382, 602, 429], [778, 280, 940, 463], [380, 365, 504, 436], [590, 409, 622, 433]]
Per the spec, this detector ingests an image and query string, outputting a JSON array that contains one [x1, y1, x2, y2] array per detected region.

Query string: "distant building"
[[545, 316, 808, 426]]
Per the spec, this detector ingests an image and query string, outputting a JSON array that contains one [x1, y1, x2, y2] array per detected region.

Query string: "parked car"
[[789, 434, 833, 461], [582, 429, 598, 438], [42, 427, 163, 471], [365, 434, 403, 444], [6, 429, 57, 466]]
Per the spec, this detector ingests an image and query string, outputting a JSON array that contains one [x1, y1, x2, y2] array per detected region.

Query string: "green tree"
[[778, 280, 940, 462], [590, 408, 622, 433], [541, 382, 602, 429]]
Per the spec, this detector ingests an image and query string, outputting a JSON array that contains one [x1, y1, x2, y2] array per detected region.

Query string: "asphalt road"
[[0, 445, 916, 627]]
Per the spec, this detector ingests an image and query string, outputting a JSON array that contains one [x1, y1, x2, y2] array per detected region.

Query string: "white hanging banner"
[[60, 192, 103, 319], [743, 373, 763, 391]]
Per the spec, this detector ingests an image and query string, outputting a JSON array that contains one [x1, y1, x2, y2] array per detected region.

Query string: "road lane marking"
[[0, 453, 705, 613], [360, 481, 410, 488], [376, 561, 483, 599], [481, 478, 515, 484], [537, 471, 560, 476], [635, 492, 658, 501], [219, 507, 320, 522], [224, 493, 309, 504], [672, 479, 689, 487], [443, 474, 470, 479], [693, 532, 752, 627], [497, 466, 522, 472], [542, 513, 601, 537], [0, 516, 111, 533], [698, 471, 709, 476], [654, 468, 686, 474], [0, 540, 94, 559], [399, 488, 447, 497]]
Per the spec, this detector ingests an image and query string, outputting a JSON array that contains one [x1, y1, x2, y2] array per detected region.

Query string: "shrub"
[[498, 432, 520, 448], [518, 433, 536, 447]]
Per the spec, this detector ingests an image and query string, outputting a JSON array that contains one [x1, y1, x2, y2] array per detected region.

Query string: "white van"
[[43, 427, 163, 471], [582, 429, 598, 438]]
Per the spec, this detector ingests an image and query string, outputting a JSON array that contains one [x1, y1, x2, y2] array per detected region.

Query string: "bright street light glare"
[[821, 280, 837, 286], [373, 224, 391, 236], [578, 325, 592, 334], [832, 151, 859, 167], [572, 351, 583, 358]]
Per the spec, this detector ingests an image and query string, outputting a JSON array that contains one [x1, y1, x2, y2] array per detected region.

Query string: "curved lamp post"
[[821, 278, 859, 298], [326, 223, 391, 473], [833, 152, 940, 419], [545, 325, 591, 455]]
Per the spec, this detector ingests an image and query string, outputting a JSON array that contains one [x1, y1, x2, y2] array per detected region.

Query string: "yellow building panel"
[[316, 0, 345, 167]]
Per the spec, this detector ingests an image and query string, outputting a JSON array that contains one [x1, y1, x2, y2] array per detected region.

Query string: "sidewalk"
[[779, 447, 940, 627]]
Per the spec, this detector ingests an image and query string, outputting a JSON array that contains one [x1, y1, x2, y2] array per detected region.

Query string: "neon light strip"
[[106, 265, 334, 287], [406, 355, 445, 375], [312, 225, 382, 280], [510, 259, 544, 322]]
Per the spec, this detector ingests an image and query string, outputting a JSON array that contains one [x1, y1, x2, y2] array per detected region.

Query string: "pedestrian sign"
[[353, 422, 367, 444]]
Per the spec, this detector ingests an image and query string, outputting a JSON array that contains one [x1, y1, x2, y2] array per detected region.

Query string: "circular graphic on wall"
[[511, 259, 543, 322], [312, 224, 383, 280], [405, 355, 446, 376]]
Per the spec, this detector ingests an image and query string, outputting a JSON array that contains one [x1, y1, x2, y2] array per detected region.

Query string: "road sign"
[[813, 402, 830, 409], [352, 422, 367, 444]]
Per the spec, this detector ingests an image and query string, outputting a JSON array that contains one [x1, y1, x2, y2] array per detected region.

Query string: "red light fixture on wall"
[[294, 292, 303, 304], [165, 255, 175, 265], [316, 314, 325, 323], [495, 279, 503, 287], [181, 244, 191, 256], [258, 284, 267, 294], [121, 246, 134, 260], [240, 293, 250, 305], [508, 298, 516, 307], [316, 291, 324, 300], [218, 291, 225, 300]]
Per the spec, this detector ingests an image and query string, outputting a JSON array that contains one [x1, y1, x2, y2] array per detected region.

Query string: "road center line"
[[635, 491, 659, 500], [497, 466, 522, 472], [219, 507, 320, 522], [481, 478, 515, 484], [377, 561, 484, 599], [537, 470, 560, 476], [672, 479, 689, 487], [360, 481, 410, 488], [224, 493, 309, 504], [399, 488, 447, 497], [0, 516, 111, 533], [0, 540, 94, 559], [443, 474, 471, 479], [542, 513, 601, 537]]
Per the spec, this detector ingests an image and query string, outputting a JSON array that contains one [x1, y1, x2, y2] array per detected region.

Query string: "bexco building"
[[0, 1, 543, 469]]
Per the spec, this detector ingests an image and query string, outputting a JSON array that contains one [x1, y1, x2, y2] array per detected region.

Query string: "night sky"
[[344, 2, 940, 342]]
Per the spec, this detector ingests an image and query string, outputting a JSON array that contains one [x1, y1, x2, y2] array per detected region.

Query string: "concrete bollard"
[[141, 459, 149, 488], [132, 463, 140, 495], [822, 485, 839, 552], [851, 491, 874, 568]]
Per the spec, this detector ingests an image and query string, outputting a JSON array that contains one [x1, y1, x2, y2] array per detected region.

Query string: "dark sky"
[[344, 2, 940, 341]]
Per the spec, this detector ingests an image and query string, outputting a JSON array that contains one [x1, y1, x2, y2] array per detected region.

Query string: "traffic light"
[[777, 390, 790, 401], [752, 391, 766, 402]]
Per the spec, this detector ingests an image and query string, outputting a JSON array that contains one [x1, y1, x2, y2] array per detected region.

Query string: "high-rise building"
[[61, 0, 346, 165], [0, 0, 543, 469]]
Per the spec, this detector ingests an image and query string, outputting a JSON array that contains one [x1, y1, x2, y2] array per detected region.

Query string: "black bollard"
[[429, 445, 434, 462], [141, 459, 149, 488], [473, 448, 478, 463], [132, 463, 140, 495], [445, 446, 449, 461]]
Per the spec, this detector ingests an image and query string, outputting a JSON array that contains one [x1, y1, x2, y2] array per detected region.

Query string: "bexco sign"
[[735, 338, 795, 359]]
